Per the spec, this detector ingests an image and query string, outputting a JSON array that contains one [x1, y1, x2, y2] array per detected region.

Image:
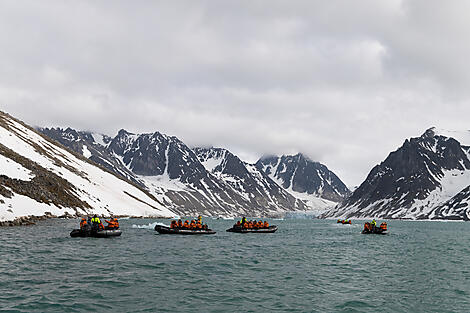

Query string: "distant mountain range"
[[324, 128, 470, 220], [39, 127, 348, 217], [4, 108, 470, 221]]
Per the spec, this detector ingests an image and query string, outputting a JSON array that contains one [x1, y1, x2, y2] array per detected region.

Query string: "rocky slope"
[[0, 112, 175, 222], [40, 128, 309, 217], [324, 128, 470, 220]]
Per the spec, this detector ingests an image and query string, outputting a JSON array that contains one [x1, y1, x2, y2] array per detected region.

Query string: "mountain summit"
[[325, 128, 470, 219]]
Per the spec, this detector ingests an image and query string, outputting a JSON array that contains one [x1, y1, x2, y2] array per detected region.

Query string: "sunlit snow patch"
[[0, 154, 35, 181]]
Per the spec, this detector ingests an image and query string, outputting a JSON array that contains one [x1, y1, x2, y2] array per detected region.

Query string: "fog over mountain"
[[2, 1, 470, 186]]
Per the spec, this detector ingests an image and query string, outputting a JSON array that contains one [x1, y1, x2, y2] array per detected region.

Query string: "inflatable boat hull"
[[226, 226, 278, 233], [155, 225, 216, 235], [70, 229, 122, 238], [362, 228, 387, 235]]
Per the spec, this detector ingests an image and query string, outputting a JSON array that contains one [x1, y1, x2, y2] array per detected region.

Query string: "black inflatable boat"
[[361, 227, 387, 235], [362, 222, 387, 235], [226, 225, 278, 233], [70, 228, 122, 238], [154, 225, 216, 235]]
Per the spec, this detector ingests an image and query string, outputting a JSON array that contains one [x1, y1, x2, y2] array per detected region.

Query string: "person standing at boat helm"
[[371, 219, 377, 229], [91, 215, 102, 230], [241, 216, 247, 224], [198, 215, 202, 223]]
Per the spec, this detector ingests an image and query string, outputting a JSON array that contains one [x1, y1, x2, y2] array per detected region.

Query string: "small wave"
[[132, 222, 169, 229]]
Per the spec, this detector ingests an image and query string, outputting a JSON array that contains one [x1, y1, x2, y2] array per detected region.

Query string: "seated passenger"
[[243, 222, 248, 229], [203, 224, 208, 230], [258, 221, 263, 228], [190, 220, 196, 229], [196, 222, 202, 230], [80, 218, 87, 229], [264, 221, 269, 228], [170, 220, 177, 229], [183, 220, 189, 228], [105, 218, 119, 229], [177, 219, 183, 228]]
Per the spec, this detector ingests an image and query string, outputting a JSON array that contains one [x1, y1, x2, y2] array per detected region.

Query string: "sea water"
[[1, 218, 470, 312]]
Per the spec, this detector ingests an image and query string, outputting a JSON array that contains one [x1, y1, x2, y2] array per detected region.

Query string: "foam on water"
[[131, 222, 169, 229]]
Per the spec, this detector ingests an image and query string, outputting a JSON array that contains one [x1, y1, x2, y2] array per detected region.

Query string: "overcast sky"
[[2, 0, 470, 186]]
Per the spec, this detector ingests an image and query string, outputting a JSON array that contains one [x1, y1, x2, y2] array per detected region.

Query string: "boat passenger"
[[80, 218, 87, 229], [371, 219, 377, 228], [183, 220, 189, 228], [190, 220, 196, 229], [196, 222, 202, 230], [105, 218, 119, 229], [258, 221, 263, 228], [203, 224, 208, 230], [235, 221, 241, 227], [177, 219, 183, 228], [170, 220, 177, 229], [264, 221, 269, 228], [91, 215, 103, 230]]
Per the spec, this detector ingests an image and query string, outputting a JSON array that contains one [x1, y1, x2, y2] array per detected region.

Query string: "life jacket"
[[364, 222, 371, 231], [196, 222, 202, 230], [183, 221, 189, 228], [243, 222, 248, 228], [80, 219, 87, 228], [380, 222, 387, 230], [177, 220, 183, 228], [264, 222, 269, 228], [170, 221, 177, 229]]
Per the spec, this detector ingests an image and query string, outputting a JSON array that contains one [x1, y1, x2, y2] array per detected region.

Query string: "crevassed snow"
[[0, 115, 176, 221], [0, 154, 34, 181], [82, 145, 92, 158]]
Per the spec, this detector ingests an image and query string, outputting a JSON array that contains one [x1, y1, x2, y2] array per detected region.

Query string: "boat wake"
[[132, 222, 169, 229]]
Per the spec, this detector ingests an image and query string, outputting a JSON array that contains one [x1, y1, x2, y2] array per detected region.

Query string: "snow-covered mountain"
[[0, 112, 174, 222], [256, 153, 350, 211], [194, 147, 306, 212], [40, 128, 309, 216], [325, 128, 470, 220]]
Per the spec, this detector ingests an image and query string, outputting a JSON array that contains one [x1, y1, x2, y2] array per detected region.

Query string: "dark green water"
[[1, 218, 470, 312]]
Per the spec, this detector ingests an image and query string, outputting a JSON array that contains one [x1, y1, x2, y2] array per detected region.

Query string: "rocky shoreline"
[[0, 212, 174, 227]]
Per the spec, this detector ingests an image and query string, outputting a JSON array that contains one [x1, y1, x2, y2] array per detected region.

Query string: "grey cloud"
[[1, 0, 470, 186]]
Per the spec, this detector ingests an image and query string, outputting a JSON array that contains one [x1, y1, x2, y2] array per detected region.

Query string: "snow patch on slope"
[[0, 154, 34, 181]]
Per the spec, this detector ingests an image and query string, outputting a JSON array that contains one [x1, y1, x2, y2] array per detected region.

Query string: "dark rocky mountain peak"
[[326, 128, 470, 219], [256, 153, 350, 202]]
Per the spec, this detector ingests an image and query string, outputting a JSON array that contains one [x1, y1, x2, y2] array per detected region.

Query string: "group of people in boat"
[[363, 219, 387, 231], [170, 216, 209, 231], [234, 217, 269, 229], [79, 215, 120, 231]]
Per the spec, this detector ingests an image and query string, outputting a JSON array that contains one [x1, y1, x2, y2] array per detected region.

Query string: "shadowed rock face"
[[256, 153, 350, 202], [40, 128, 309, 216], [325, 128, 470, 220]]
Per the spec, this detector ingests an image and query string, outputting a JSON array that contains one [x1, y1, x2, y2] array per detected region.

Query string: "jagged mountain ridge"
[[0, 112, 174, 222], [40, 128, 310, 216], [194, 147, 306, 211], [256, 153, 350, 202], [325, 128, 470, 220]]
